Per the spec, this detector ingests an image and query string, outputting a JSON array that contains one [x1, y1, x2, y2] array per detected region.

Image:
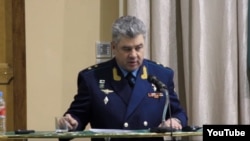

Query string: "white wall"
[[25, 0, 102, 140]]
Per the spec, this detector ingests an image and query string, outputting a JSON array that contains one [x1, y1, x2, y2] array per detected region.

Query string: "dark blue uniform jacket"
[[64, 58, 188, 141]]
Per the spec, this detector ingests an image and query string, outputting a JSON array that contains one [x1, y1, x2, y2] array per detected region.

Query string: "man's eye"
[[135, 46, 142, 51], [122, 47, 131, 51]]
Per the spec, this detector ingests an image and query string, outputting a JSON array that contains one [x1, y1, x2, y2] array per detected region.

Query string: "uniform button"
[[124, 122, 129, 127], [143, 121, 148, 126]]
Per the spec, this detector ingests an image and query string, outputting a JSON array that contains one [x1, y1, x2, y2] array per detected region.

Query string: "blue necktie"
[[126, 72, 135, 88]]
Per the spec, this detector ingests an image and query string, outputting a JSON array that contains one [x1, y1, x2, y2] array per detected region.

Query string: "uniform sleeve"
[[165, 68, 188, 127], [64, 71, 92, 130]]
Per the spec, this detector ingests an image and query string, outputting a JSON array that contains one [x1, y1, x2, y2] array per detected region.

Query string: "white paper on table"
[[89, 128, 137, 133]]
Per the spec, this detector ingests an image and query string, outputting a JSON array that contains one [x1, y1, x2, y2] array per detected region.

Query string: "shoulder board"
[[80, 59, 111, 73], [145, 59, 171, 69]]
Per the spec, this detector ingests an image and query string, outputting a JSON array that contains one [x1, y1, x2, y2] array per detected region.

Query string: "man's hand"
[[64, 114, 78, 130], [159, 118, 182, 130]]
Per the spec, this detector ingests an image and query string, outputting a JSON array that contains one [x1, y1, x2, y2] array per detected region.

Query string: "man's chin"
[[127, 66, 139, 71]]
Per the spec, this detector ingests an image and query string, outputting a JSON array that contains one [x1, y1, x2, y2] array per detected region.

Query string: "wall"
[[25, 0, 119, 140]]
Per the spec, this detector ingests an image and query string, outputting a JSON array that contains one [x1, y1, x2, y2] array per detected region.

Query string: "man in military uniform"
[[61, 15, 188, 141]]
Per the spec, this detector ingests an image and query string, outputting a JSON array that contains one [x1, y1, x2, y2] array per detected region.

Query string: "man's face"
[[112, 34, 145, 72]]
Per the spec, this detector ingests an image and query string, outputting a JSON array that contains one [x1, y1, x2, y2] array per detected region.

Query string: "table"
[[0, 129, 202, 140]]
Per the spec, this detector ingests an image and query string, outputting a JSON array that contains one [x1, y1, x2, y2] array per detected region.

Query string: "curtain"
[[127, 0, 250, 134], [248, 0, 250, 101]]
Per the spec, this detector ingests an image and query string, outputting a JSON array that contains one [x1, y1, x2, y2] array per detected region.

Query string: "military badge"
[[152, 84, 157, 92], [101, 89, 114, 94], [99, 79, 105, 89], [148, 92, 163, 99], [113, 67, 121, 81], [140, 66, 148, 79], [104, 96, 109, 105]]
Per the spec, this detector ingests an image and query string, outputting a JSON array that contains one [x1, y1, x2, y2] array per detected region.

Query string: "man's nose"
[[129, 49, 137, 56]]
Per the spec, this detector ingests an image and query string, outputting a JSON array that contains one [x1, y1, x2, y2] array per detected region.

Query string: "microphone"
[[147, 75, 176, 134], [147, 75, 167, 91]]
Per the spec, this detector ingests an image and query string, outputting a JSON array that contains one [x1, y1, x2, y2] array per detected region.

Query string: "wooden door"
[[0, 0, 27, 133]]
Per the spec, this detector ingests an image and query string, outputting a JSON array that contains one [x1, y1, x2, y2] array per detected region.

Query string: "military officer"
[[61, 15, 188, 141]]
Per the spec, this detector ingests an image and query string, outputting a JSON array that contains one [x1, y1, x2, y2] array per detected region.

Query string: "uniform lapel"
[[125, 65, 151, 119], [110, 66, 132, 105], [112, 78, 132, 105], [109, 60, 153, 119]]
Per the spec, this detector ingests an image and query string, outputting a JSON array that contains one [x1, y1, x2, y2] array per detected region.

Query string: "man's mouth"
[[128, 61, 138, 67]]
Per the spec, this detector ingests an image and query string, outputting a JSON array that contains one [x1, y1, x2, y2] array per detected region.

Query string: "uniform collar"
[[117, 65, 138, 78]]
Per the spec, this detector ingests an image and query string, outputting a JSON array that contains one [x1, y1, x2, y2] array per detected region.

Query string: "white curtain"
[[127, 0, 250, 131]]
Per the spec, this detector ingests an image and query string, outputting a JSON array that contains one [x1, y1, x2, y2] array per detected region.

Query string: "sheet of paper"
[[89, 128, 138, 133]]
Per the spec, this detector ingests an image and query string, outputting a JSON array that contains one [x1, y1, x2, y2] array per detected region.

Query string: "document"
[[89, 128, 146, 133]]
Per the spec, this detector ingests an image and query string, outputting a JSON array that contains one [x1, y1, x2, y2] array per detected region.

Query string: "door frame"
[[12, 0, 27, 130]]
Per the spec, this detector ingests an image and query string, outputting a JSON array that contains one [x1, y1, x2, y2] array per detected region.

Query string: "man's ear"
[[111, 41, 116, 49], [111, 41, 116, 55]]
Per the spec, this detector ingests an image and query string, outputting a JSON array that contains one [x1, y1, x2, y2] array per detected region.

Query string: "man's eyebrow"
[[121, 43, 143, 48], [121, 45, 132, 48], [137, 43, 143, 47]]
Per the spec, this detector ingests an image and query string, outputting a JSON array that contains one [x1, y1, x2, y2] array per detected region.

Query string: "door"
[[0, 0, 27, 133]]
